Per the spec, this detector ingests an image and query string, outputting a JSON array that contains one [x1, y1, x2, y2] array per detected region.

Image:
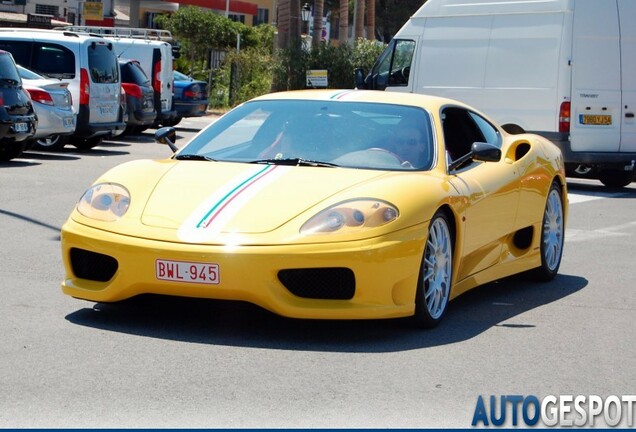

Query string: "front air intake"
[[278, 268, 355, 300], [70, 248, 118, 282]]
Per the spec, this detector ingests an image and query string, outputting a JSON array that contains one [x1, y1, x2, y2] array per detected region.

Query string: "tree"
[[312, 0, 325, 46], [366, 0, 375, 40], [338, 0, 349, 43], [354, 0, 365, 38], [375, 0, 425, 42]]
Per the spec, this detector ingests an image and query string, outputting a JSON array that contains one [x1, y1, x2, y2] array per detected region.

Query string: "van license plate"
[[99, 105, 114, 115], [580, 114, 612, 126], [155, 259, 220, 285], [14, 122, 28, 132]]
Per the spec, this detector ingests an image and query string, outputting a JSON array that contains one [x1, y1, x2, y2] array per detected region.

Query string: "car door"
[[443, 107, 521, 281]]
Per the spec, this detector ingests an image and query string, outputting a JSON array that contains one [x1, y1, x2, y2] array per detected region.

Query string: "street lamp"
[[301, 3, 311, 35]]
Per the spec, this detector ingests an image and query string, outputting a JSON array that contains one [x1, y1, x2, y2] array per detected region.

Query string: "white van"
[[357, 0, 636, 187], [56, 26, 176, 128], [0, 28, 124, 150]]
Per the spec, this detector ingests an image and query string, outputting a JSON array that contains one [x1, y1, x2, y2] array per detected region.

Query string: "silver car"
[[17, 65, 76, 151]]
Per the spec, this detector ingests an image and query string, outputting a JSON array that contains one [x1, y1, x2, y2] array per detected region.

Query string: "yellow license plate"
[[580, 114, 612, 125]]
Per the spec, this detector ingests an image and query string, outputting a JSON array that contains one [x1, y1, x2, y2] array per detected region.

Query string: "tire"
[[73, 136, 103, 151], [531, 181, 565, 281], [123, 125, 140, 136], [0, 142, 26, 161], [598, 169, 635, 188], [412, 210, 454, 329], [33, 135, 68, 151], [161, 116, 182, 127]]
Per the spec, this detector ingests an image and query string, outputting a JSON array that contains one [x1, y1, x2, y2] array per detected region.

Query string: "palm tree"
[[366, 0, 375, 40], [354, 0, 365, 39], [312, 0, 324, 46], [339, 0, 349, 43]]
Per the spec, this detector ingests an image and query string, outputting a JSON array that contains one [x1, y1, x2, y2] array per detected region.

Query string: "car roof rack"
[[53, 26, 174, 42]]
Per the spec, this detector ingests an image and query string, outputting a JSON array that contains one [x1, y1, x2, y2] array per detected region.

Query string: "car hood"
[[128, 160, 388, 242]]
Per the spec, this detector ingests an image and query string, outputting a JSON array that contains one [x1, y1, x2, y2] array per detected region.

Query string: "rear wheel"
[[412, 211, 453, 329], [598, 169, 635, 188], [33, 135, 68, 151], [73, 136, 103, 151], [531, 181, 565, 281]]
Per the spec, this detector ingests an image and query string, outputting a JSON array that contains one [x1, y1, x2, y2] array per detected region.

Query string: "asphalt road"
[[1, 118, 635, 428]]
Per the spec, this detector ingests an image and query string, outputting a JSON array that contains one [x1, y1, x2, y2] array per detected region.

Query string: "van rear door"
[[618, 0, 636, 153], [569, 0, 621, 153], [86, 41, 120, 125]]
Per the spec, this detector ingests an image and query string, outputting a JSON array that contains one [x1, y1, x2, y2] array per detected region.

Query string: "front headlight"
[[300, 199, 399, 235], [76, 183, 130, 221]]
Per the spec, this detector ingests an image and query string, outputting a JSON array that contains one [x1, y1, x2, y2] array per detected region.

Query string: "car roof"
[[251, 89, 472, 112]]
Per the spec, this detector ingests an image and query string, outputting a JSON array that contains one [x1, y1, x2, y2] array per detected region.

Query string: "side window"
[[441, 107, 486, 161], [0, 40, 32, 68], [468, 112, 502, 148], [32, 43, 75, 79], [369, 39, 415, 89], [88, 43, 119, 84]]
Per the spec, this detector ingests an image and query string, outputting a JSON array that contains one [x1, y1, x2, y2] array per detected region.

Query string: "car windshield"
[[180, 99, 434, 171], [120, 61, 150, 86], [17, 65, 44, 80], [0, 53, 21, 84]]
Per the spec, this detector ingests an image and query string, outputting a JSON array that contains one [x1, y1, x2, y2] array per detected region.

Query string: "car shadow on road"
[[567, 179, 636, 198], [19, 151, 81, 161], [65, 273, 587, 352]]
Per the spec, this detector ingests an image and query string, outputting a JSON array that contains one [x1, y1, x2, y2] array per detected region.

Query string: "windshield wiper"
[[174, 154, 216, 161], [250, 158, 338, 167]]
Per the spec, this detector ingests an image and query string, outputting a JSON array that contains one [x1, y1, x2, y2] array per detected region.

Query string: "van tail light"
[[153, 60, 161, 93], [559, 101, 571, 133], [122, 83, 142, 99], [80, 68, 90, 105], [26, 88, 54, 105], [0, 93, 4, 106]]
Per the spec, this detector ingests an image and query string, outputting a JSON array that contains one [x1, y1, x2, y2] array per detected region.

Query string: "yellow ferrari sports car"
[[61, 90, 567, 328]]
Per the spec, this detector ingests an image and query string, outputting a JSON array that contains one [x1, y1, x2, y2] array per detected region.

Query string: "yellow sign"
[[83, 1, 104, 21], [306, 69, 328, 88]]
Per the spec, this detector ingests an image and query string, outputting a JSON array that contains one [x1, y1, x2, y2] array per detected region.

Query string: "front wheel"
[[412, 211, 454, 329], [531, 181, 565, 281]]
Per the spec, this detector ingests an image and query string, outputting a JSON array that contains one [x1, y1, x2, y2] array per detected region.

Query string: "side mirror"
[[448, 142, 501, 171], [354, 68, 366, 89], [155, 126, 178, 152], [471, 142, 502, 162]]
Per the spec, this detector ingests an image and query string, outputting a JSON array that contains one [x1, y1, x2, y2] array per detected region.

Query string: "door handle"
[[626, 113, 635, 119]]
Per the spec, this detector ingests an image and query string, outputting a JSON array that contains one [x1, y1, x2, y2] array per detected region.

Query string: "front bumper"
[[60, 219, 426, 320]]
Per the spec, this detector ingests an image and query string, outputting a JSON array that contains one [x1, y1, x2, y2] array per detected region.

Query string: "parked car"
[[0, 29, 125, 150], [60, 90, 567, 329], [118, 58, 155, 135], [164, 70, 208, 127], [56, 26, 176, 127], [17, 65, 75, 151], [0, 50, 37, 161]]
